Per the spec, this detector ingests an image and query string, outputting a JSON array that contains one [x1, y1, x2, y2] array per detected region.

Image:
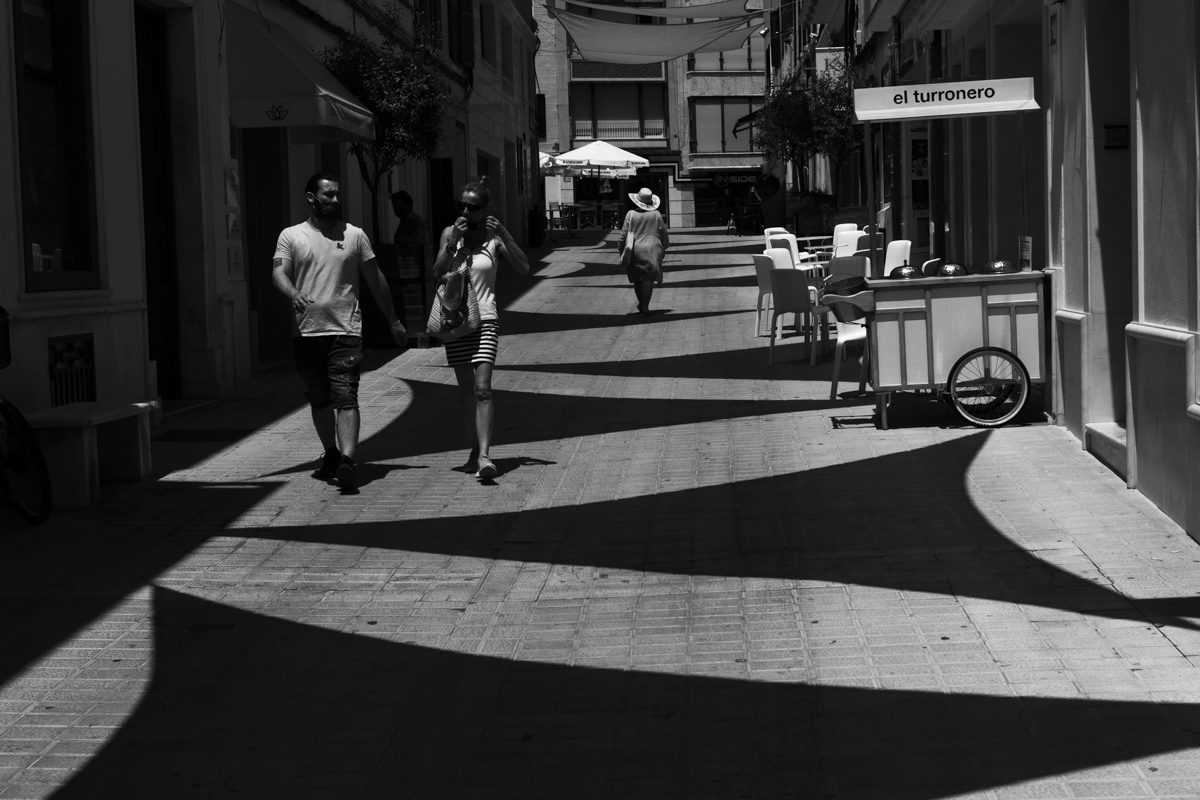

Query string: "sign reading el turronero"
[[853, 77, 1039, 122]]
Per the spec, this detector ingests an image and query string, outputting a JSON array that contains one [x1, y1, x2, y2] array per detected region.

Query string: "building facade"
[[1, 0, 538, 415], [802, 0, 1200, 536], [534, 0, 767, 228]]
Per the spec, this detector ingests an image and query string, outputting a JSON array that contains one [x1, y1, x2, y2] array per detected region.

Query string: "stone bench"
[[24, 401, 157, 509]]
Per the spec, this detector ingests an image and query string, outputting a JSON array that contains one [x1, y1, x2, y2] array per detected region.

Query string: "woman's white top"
[[451, 235, 500, 320]]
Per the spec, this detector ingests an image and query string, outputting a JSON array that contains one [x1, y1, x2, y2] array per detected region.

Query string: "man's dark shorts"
[[293, 335, 363, 411]]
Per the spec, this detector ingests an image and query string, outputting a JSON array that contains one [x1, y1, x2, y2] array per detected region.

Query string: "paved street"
[[4, 229, 1200, 799]]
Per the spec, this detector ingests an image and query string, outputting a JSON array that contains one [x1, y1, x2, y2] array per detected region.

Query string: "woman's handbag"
[[427, 259, 481, 342], [618, 220, 633, 270]]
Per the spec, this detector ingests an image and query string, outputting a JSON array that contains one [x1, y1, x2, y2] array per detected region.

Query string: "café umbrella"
[[553, 140, 649, 177]]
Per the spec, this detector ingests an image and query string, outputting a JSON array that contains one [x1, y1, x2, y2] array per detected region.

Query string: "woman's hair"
[[460, 175, 491, 205]]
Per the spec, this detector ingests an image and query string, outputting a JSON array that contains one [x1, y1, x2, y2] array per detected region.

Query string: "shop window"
[[690, 98, 761, 153], [13, 0, 100, 292], [480, 4, 496, 65]]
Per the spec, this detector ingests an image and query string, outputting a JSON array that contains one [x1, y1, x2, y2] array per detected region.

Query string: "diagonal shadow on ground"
[[494, 345, 855, 382], [568, 274, 759, 290], [542, 260, 745, 281], [260, 433, 1200, 631], [0, 482, 279, 688], [348, 379, 852, 465], [53, 586, 1200, 799], [500, 309, 745, 336]]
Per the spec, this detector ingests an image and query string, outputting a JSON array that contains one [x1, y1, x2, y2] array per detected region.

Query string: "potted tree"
[[754, 56, 870, 234], [320, 15, 449, 342]]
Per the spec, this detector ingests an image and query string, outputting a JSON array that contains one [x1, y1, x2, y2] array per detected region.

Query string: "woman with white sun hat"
[[617, 187, 670, 316]]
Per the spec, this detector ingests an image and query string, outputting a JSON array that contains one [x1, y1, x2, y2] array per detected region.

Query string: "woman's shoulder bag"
[[427, 247, 482, 342]]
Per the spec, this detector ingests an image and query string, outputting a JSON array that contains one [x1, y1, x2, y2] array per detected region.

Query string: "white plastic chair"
[[764, 247, 796, 272], [830, 320, 868, 399], [768, 233, 822, 274], [832, 223, 858, 238], [882, 239, 912, 275], [767, 247, 822, 344], [830, 229, 863, 260], [752, 254, 776, 337], [768, 269, 830, 366], [763, 226, 790, 251]]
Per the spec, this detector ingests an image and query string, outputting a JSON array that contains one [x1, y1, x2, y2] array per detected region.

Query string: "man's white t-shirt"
[[274, 221, 375, 337]]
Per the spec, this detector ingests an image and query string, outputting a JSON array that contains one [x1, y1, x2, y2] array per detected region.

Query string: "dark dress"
[[620, 209, 669, 283]]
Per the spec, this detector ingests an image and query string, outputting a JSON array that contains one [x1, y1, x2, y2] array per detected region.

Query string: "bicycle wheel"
[[0, 400, 52, 524], [948, 347, 1029, 428]]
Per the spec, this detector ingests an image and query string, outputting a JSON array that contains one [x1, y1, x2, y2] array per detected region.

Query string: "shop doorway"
[[135, 6, 181, 398], [241, 128, 293, 366], [428, 158, 456, 241]]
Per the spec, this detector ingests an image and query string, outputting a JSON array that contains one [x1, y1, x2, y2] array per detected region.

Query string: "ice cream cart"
[[826, 78, 1044, 429], [827, 271, 1045, 428]]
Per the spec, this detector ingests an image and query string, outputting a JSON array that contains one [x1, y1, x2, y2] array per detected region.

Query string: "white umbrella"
[[554, 140, 649, 174], [539, 151, 560, 172]]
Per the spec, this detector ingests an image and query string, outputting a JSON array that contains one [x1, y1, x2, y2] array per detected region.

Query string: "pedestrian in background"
[[273, 173, 406, 491], [390, 190, 429, 265], [618, 187, 669, 316], [432, 176, 531, 479]]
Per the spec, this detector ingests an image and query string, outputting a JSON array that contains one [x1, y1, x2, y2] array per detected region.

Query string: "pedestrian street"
[[2, 230, 1200, 799]]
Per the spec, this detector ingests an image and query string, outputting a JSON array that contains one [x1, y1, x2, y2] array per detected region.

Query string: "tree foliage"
[[753, 57, 870, 205], [320, 17, 449, 240]]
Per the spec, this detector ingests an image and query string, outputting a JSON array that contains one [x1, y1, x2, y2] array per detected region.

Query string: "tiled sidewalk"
[[3, 230, 1200, 799]]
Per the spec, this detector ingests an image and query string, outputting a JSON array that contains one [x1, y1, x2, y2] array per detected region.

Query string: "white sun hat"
[[628, 187, 660, 211]]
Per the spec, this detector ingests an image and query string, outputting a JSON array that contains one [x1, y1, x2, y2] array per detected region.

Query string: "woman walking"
[[619, 187, 670, 315], [433, 177, 532, 479]]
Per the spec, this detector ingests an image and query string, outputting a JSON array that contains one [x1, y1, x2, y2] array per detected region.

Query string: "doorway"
[[135, 6, 181, 398], [627, 173, 669, 221], [240, 128, 293, 366]]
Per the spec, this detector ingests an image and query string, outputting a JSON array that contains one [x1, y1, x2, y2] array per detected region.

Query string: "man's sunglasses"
[[457, 202, 484, 213]]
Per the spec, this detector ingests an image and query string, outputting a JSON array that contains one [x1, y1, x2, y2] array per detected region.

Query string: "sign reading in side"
[[854, 78, 1039, 121]]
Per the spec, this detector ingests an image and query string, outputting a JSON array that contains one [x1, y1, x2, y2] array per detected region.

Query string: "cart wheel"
[[948, 347, 1029, 428]]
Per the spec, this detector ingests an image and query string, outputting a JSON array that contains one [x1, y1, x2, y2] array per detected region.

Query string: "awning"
[[731, 107, 760, 137], [853, 78, 1040, 122], [227, 3, 374, 142], [546, 6, 762, 64], [560, 0, 753, 18]]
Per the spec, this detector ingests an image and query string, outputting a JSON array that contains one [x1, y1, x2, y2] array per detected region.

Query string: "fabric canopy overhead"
[[227, 3, 374, 142], [560, 0, 758, 19], [555, 140, 650, 169], [546, 6, 761, 64]]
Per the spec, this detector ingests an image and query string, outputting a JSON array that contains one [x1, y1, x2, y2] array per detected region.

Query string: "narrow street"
[[3, 230, 1200, 799]]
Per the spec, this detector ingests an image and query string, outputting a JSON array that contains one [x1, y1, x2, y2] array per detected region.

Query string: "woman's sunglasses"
[[457, 202, 483, 213]]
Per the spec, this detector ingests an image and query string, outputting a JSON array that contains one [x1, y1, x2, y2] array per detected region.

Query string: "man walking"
[[273, 173, 406, 490]]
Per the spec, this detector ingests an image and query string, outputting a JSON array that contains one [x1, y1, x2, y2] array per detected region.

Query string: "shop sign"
[[713, 173, 757, 187], [854, 78, 1039, 121]]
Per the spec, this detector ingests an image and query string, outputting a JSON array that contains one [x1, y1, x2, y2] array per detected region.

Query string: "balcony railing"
[[573, 119, 667, 139]]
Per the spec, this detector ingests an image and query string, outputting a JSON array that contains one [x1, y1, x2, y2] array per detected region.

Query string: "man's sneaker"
[[476, 456, 498, 480], [316, 449, 340, 481], [335, 455, 357, 489]]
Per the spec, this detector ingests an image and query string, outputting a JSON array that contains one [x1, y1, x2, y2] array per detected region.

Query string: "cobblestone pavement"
[[3, 229, 1200, 799]]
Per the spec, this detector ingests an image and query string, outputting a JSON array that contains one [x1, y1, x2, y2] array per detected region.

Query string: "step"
[[1084, 422, 1127, 480]]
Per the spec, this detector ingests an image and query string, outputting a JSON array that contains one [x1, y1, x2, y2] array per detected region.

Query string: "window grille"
[[48, 334, 96, 407]]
